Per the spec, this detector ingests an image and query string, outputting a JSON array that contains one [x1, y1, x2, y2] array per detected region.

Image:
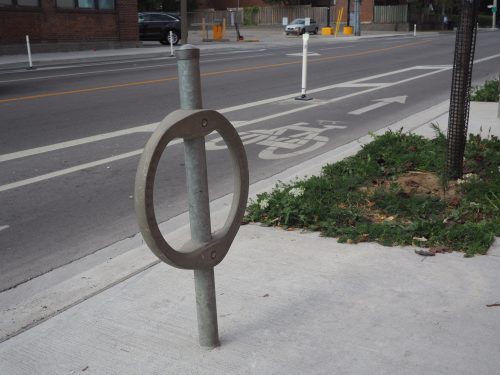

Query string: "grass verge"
[[245, 128, 500, 257]]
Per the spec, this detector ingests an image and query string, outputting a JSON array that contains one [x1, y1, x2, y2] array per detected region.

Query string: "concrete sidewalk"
[[1, 224, 499, 375], [0, 99, 499, 374]]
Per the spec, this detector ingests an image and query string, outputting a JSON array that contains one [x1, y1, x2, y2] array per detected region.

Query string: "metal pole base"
[[295, 94, 313, 101], [194, 267, 220, 348]]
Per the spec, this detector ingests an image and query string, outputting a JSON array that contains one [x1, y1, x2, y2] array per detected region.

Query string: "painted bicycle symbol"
[[206, 121, 346, 160]]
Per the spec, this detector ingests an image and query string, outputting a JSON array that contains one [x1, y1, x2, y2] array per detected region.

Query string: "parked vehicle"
[[138, 12, 181, 45], [285, 18, 319, 35]]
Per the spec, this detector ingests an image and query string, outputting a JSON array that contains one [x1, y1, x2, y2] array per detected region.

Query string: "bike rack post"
[[135, 45, 249, 349], [178, 45, 218, 347]]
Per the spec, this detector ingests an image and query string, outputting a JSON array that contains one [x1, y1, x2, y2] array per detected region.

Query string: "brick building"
[[0, 0, 139, 53]]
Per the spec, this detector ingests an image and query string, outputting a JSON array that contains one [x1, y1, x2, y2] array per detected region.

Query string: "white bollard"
[[169, 30, 174, 56], [295, 33, 312, 101], [413, 24, 417, 37], [25, 35, 33, 69]]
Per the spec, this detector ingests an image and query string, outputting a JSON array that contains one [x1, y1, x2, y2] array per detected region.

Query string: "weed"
[[246, 130, 500, 256], [470, 79, 499, 102]]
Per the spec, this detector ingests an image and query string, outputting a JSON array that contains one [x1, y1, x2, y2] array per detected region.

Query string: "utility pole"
[[181, 0, 187, 44], [347, 0, 351, 26], [354, 0, 361, 36], [493, 0, 497, 30]]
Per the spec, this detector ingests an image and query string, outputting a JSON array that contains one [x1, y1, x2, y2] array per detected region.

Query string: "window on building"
[[55, 0, 115, 9], [56, 0, 74, 7], [77, 0, 93, 8], [0, 0, 40, 6], [98, 0, 113, 9], [17, 0, 39, 5]]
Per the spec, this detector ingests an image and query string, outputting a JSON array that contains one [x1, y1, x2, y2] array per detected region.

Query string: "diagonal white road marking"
[[1, 53, 499, 193], [0, 124, 157, 163]]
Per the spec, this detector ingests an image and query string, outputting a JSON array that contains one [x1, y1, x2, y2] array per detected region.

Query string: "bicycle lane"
[[205, 64, 453, 168]]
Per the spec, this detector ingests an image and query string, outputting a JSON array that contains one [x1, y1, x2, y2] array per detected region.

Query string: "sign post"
[[488, 1, 497, 29]]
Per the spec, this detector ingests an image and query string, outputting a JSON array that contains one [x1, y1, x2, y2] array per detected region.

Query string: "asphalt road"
[[1, 32, 499, 291]]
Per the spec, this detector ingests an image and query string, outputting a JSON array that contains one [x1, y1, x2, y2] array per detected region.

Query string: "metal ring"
[[135, 109, 249, 269]]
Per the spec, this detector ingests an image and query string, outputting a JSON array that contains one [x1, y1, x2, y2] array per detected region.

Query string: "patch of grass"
[[470, 78, 499, 102], [245, 129, 500, 256]]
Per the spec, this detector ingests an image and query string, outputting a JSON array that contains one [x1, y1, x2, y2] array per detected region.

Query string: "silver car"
[[285, 18, 319, 35]]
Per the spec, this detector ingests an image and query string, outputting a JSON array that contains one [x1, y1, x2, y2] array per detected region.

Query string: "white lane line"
[[474, 53, 500, 63], [0, 225, 9, 232], [286, 52, 321, 57], [317, 46, 354, 51], [0, 65, 447, 165], [0, 64, 178, 83], [219, 66, 421, 114], [2, 52, 499, 193], [0, 150, 143, 193], [0, 50, 268, 76], [231, 68, 449, 127], [0, 67, 445, 193], [0, 53, 274, 83], [336, 83, 387, 88], [0, 67, 415, 163], [0, 139, 190, 192], [0, 124, 157, 163], [415, 65, 453, 69]]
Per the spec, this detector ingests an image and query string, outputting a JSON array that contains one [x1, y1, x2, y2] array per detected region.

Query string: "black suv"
[[138, 12, 181, 45]]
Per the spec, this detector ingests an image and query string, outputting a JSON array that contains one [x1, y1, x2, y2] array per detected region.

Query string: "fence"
[[255, 6, 329, 25], [188, 10, 238, 26], [373, 4, 408, 24], [188, 6, 330, 26]]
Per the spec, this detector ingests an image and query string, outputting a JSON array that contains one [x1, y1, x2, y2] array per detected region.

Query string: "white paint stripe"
[[0, 64, 177, 84], [474, 53, 500, 63], [415, 65, 453, 69], [336, 83, 388, 88], [219, 66, 420, 114], [348, 101, 389, 115], [317, 46, 353, 51], [0, 50, 268, 77], [0, 150, 143, 193], [0, 225, 9, 232], [0, 53, 274, 84], [232, 68, 451, 128], [0, 124, 158, 163], [286, 52, 321, 57], [2, 53, 499, 192], [0, 138, 187, 193], [0, 66, 451, 195]]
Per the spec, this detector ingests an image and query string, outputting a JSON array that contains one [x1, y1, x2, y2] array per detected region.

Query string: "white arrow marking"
[[0, 225, 10, 232], [349, 95, 407, 115]]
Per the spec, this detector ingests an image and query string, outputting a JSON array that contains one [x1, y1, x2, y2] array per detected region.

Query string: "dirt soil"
[[396, 171, 461, 200]]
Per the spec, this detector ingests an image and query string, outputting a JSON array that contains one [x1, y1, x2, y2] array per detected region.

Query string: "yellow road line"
[[0, 40, 431, 104]]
